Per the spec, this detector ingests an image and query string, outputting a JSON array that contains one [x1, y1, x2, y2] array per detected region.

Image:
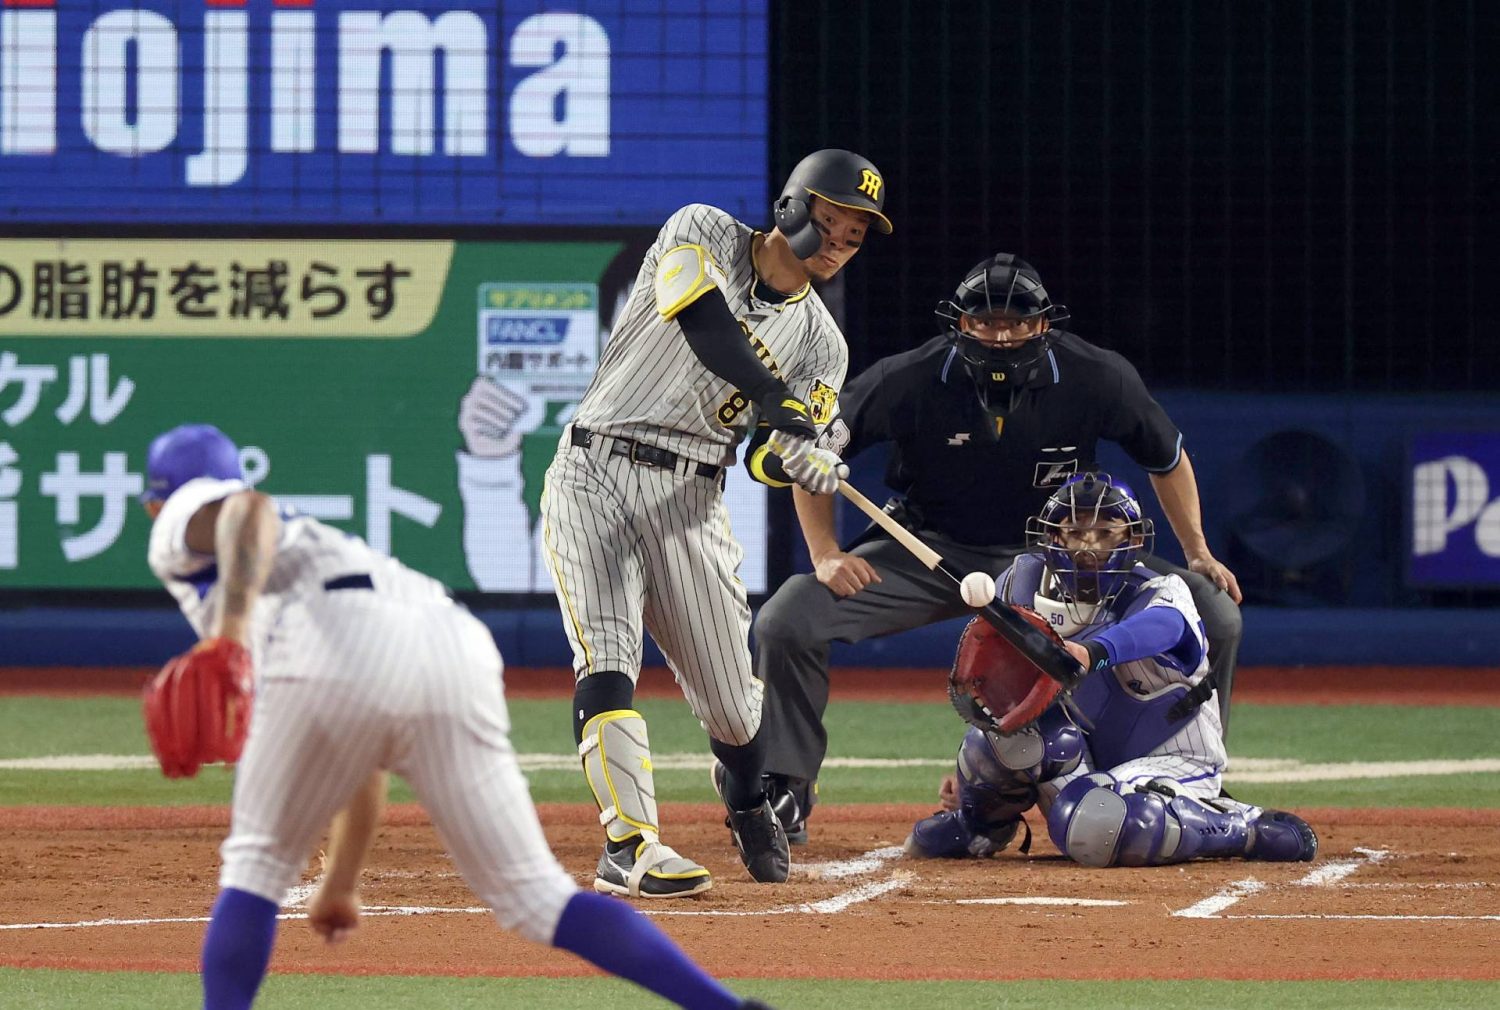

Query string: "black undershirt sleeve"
[[676, 290, 805, 487], [676, 288, 788, 406]]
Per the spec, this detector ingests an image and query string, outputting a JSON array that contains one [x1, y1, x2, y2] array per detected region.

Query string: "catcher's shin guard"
[[957, 710, 1083, 828], [908, 718, 1083, 859], [1049, 776, 1265, 867]]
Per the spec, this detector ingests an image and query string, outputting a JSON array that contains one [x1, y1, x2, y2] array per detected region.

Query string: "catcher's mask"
[[936, 254, 1069, 414], [1026, 472, 1152, 629], [141, 423, 243, 504]]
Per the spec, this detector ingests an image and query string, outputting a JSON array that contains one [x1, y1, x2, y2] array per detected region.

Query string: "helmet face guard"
[[1026, 473, 1153, 623], [936, 254, 1069, 385]]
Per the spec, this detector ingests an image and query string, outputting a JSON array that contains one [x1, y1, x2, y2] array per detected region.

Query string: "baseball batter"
[[905, 473, 1317, 867], [540, 149, 891, 893], [139, 423, 774, 1010]]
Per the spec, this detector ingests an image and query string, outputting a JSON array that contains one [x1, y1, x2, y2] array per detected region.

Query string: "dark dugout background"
[[771, 0, 1495, 393]]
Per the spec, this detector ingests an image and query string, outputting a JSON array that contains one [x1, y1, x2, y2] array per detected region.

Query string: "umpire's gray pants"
[[752, 531, 1242, 787]]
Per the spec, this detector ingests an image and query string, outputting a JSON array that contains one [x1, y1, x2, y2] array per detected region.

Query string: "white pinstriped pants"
[[540, 432, 763, 745], [1038, 713, 1226, 813], [219, 592, 577, 943]]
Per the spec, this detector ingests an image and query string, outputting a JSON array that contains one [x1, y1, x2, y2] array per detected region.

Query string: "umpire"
[[753, 253, 1243, 840]]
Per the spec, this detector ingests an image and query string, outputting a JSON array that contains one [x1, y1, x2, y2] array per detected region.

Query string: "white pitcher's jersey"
[[148, 477, 450, 658], [572, 203, 849, 466]]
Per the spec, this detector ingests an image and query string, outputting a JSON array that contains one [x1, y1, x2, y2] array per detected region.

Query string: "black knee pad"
[[572, 671, 635, 743]]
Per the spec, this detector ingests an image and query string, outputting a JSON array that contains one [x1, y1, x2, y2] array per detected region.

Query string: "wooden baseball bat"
[[835, 479, 1085, 691]]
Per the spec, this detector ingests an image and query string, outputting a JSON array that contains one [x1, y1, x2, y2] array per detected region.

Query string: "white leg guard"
[[580, 709, 712, 898], [579, 709, 661, 843]]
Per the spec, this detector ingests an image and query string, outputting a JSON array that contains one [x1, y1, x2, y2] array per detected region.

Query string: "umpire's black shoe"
[[726, 799, 791, 883]]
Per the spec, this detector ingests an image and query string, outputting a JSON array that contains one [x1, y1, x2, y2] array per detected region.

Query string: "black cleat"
[[711, 760, 810, 846], [725, 799, 791, 883]]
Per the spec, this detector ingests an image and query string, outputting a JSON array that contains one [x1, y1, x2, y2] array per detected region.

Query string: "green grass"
[[2, 696, 1499, 809], [1, 970, 1497, 1010]]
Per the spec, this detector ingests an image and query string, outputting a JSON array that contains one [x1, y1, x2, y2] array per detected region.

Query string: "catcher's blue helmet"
[[1026, 472, 1152, 614], [141, 423, 243, 504]]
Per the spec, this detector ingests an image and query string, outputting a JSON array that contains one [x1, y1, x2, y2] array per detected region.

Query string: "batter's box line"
[[0, 906, 492, 932], [1, 849, 916, 932], [646, 872, 912, 918], [1221, 913, 1500, 922], [1172, 849, 1391, 919]]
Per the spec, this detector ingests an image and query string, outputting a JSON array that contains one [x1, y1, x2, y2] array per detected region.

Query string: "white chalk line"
[[1293, 847, 1389, 887], [0, 905, 491, 931], [649, 846, 910, 917], [1171, 878, 1268, 919], [952, 897, 1128, 907], [1172, 847, 1408, 920], [0, 847, 914, 931], [7, 753, 1500, 784], [1223, 913, 1500, 921], [795, 845, 905, 880]]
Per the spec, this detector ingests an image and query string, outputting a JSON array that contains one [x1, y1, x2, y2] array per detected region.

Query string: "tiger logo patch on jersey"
[[807, 379, 838, 426]]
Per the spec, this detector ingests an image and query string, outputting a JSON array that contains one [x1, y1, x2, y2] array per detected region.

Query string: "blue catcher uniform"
[[907, 474, 1316, 868]]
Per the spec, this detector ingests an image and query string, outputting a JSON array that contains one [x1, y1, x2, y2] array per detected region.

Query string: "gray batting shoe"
[[726, 799, 791, 883], [594, 837, 713, 898]]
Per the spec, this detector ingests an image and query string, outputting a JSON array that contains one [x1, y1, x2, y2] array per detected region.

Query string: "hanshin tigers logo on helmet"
[[807, 379, 838, 426]]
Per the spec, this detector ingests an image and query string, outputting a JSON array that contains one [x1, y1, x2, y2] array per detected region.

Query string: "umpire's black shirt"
[[826, 331, 1182, 548]]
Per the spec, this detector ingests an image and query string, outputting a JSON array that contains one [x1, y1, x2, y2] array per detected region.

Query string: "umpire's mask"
[[936, 254, 1069, 417]]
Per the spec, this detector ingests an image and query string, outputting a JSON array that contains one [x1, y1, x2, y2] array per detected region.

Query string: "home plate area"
[[0, 804, 1495, 982]]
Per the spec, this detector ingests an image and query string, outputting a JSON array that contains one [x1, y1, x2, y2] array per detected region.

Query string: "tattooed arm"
[[184, 491, 282, 644]]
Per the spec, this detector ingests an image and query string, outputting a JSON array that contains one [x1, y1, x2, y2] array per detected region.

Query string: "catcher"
[[138, 423, 774, 1010], [905, 472, 1318, 867]]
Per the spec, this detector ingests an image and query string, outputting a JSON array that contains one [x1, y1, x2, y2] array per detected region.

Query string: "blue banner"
[[1408, 431, 1500, 587], [0, 0, 768, 226]]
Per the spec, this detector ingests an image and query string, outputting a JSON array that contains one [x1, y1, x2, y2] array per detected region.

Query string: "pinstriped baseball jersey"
[[148, 480, 578, 938], [149, 477, 449, 656], [572, 203, 849, 465], [543, 203, 850, 748]]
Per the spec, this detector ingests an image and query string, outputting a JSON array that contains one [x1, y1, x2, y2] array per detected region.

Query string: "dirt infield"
[[1, 803, 1497, 981], [3, 666, 1497, 982]]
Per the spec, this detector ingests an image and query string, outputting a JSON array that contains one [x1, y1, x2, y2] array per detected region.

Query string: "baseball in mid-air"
[[959, 571, 996, 607]]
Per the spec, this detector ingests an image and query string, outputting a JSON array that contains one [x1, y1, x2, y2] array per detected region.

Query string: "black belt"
[[323, 573, 373, 591], [571, 425, 724, 482]]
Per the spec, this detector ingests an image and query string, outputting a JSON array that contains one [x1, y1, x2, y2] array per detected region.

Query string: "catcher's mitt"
[[948, 607, 1065, 735], [143, 637, 253, 779]]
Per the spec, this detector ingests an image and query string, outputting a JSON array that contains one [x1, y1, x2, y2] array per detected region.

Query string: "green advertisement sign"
[[0, 238, 770, 592]]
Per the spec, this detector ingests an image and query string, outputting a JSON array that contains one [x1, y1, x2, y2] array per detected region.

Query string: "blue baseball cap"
[[141, 423, 243, 504]]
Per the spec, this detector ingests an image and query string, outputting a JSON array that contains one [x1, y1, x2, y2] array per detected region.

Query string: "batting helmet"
[[773, 149, 892, 259], [141, 423, 243, 504]]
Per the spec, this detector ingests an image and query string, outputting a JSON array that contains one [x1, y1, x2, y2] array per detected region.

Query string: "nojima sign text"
[[0, 0, 768, 225]]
